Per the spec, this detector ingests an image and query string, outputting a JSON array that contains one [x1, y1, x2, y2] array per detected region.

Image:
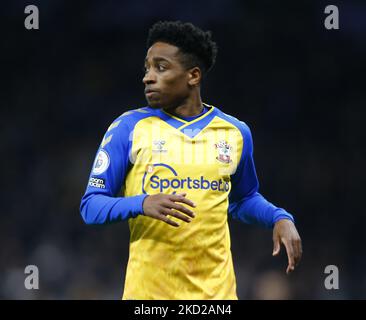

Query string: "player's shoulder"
[[116, 106, 155, 123], [108, 106, 156, 132], [214, 106, 252, 137]]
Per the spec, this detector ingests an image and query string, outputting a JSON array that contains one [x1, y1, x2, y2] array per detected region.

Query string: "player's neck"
[[166, 93, 203, 118]]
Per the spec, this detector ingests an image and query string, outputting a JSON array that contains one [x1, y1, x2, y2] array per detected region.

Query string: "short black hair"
[[146, 21, 218, 75]]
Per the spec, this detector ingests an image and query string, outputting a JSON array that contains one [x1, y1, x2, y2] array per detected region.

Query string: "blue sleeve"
[[228, 122, 294, 228], [80, 117, 148, 224]]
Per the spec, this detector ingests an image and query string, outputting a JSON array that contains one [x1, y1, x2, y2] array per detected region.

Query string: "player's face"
[[143, 42, 191, 109]]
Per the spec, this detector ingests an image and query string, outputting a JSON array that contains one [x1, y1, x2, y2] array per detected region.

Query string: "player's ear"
[[188, 67, 201, 86]]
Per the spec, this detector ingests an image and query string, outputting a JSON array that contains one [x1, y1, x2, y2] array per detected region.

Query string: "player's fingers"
[[286, 265, 293, 274], [169, 194, 196, 208], [299, 240, 303, 263], [288, 237, 301, 268], [294, 238, 303, 266], [158, 213, 180, 227], [163, 208, 191, 223], [176, 192, 187, 197], [282, 238, 295, 274], [169, 202, 195, 218], [272, 237, 281, 256]]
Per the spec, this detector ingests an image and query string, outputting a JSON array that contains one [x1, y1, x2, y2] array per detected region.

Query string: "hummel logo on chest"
[[152, 139, 168, 153]]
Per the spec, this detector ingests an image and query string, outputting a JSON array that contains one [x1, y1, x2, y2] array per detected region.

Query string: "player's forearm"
[[80, 193, 148, 224], [229, 192, 294, 228]]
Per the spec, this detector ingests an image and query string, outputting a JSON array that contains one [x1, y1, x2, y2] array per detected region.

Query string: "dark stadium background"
[[1, 0, 365, 299]]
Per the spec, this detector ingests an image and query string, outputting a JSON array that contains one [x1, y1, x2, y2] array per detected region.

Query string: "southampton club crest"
[[215, 140, 232, 164]]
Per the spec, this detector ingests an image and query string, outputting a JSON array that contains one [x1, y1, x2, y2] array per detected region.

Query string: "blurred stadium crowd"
[[1, 0, 365, 299]]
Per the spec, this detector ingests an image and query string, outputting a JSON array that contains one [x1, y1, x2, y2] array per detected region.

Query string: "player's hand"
[[272, 219, 302, 274], [142, 192, 196, 227]]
